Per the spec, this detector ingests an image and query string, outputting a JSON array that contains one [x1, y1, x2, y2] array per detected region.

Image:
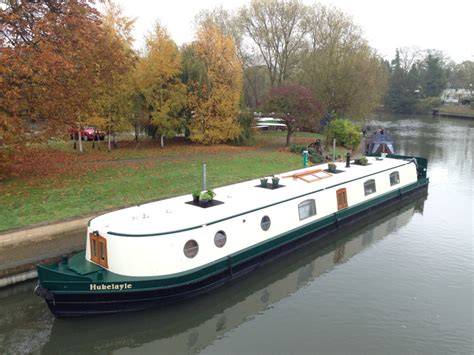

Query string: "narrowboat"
[[365, 129, 396, 154], [43, 199, 423, 352], [35, 153, 429, 317]]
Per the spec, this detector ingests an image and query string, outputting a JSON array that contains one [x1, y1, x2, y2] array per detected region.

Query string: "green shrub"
[[309, 152, 324, 164], [290, 144, 307, 153], [324, 119, 362, 149], [415, 97, 443, 113]]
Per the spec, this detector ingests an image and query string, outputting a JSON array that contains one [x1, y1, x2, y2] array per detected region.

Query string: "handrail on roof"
[[282, 168, 332, 183]]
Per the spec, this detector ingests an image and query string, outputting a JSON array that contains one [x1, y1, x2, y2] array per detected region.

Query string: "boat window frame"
[[214, 231, 227, 248], [184, 239, 199, 258], [89, 232, 108, 268], [390, 171, 400, 186], [261, 215, 271, 231], [364, 179, 377, 196], [336, 188, 348, 210], [298, 199, 316, 220]]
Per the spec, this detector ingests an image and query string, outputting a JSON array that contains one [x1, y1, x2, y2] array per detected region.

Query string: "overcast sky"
[[115, 0, 473, 63]]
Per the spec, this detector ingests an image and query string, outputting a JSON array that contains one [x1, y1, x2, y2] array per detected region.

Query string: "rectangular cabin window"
[[92, 239, 97, 257], [390, 171, 400, 186], [298, 199, 316, 220], [89, 233, 108, 268], [336, 188, 348, 210], [364, 179, 376, 196]]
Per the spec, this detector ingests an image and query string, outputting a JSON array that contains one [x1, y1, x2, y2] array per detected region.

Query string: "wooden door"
[[90, 233, 108, 268], [336, 188, 348, 210]]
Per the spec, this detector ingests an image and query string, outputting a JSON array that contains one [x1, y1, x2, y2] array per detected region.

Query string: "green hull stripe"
[[39, 178, 428, 293]]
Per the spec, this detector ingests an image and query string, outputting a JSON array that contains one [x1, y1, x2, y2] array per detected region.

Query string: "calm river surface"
[[0, 114, 473, 354]]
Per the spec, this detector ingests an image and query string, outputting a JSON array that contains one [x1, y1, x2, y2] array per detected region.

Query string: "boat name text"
[[90, 283, 132, 291]]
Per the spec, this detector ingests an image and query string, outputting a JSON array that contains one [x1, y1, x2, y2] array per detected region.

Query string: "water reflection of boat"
[[42, 193, 426, 354]]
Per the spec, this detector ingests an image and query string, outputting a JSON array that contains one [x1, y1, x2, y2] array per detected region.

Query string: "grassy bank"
[[439, 105, 474, 116], [0, 152, 303, 231], [0, 131, 354, 232]]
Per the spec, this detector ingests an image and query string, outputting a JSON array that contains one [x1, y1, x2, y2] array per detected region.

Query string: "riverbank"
[[433, 105, 474, 119], [0, 217, 88, 287], [433, 110, 474, 119]]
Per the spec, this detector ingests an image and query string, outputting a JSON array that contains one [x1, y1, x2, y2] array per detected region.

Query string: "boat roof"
[[90, 157, 413, 237]]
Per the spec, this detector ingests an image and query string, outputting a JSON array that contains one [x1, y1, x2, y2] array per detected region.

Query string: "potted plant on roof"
[[328, 162, 337, 173], [192, 190, 201, 204], [271, 175, 280, 188], [206, 189, 216, 200], [358, 156, 368, 166], [199, 189, 216, 206], [199, 191, 212, 206]]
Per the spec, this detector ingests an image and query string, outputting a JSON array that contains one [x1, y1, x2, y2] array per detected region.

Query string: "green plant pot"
[[260, 179, 268, 188], [272, 178, 280, 188]]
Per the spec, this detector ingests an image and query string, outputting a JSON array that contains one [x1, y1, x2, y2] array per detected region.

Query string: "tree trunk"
[[134, 121, 139, 143], [108, 128, 111, 153], [77, 123, 83, 154], [113, 133, 117, 149], [285, 129, 293, 147], [160, 134, 164, 148]]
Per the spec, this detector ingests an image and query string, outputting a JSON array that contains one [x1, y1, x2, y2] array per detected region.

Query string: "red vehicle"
[[70, 127, 105, 141]]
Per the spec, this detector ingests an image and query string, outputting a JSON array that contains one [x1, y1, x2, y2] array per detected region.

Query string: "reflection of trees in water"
[[333, 244, 346, 264], [216, 316, 226, 332], [362, 229, 374, 247], [369, 114, 473, 174], [187, 331, 199, 348], [296, 263, 315, 287]]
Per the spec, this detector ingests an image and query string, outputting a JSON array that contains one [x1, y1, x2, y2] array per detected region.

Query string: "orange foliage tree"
[[188, 20, 243, 144], [135, 23, 186, 148], [0, 0, 135, 175]]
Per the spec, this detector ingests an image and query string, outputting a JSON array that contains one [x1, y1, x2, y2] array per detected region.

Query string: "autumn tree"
[[0, 0, 135, 166], [300, 5, 387, 119], [135, 23, 186, 147], [238, 0, 308, 87], [92, 0, 137, 151], [188, 20, 243, 144], [264, 84, 321, 146]]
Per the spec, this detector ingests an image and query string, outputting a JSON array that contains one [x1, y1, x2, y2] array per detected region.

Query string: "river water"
[[0, 114, 472, 354]]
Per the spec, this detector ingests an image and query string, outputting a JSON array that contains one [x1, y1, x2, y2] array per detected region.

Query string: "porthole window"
[[390, 171, 400, 186], [261, 216, 271, 231], [214, 231, 227, 248], [298, 199, 316, 220], [184, 240, 199, 258], [364, 179, 376, 196]]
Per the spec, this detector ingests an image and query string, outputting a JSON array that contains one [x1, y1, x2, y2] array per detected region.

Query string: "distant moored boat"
[[365, 128, 395, 155]]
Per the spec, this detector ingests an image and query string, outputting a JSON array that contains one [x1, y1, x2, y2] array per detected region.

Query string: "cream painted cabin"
[[85, 157, 418, 277]]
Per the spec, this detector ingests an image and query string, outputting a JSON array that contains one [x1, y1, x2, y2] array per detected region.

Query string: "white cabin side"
[[86, 158, 418, 277]]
